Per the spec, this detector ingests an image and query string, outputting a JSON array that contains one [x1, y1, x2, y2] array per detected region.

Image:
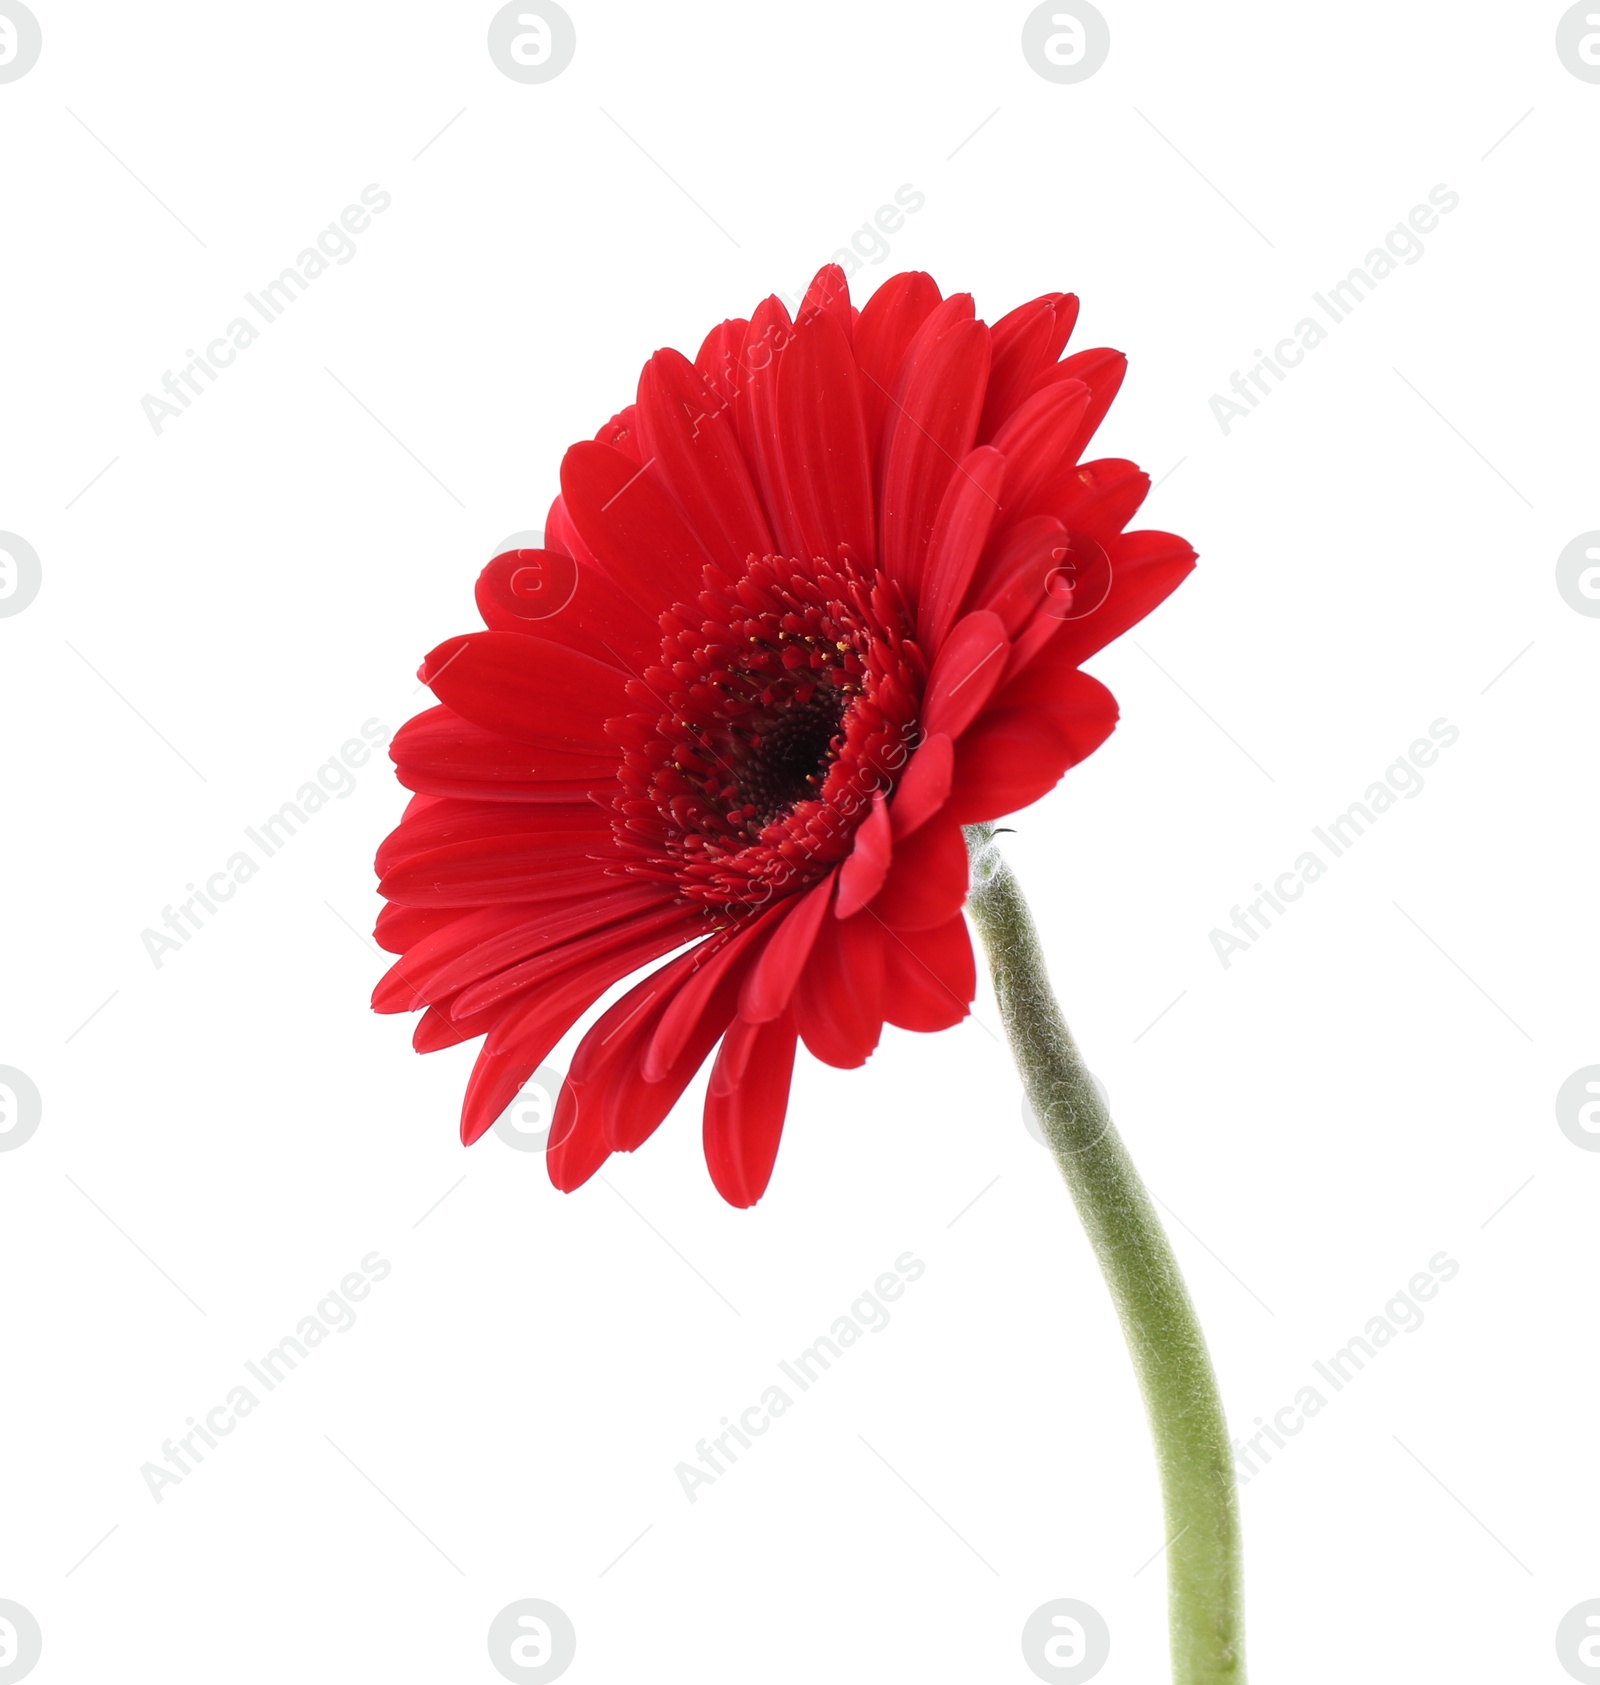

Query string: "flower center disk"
[[611, 552, 925, 910]]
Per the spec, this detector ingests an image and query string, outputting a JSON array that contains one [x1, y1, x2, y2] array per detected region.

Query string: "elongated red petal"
[[735, 297, 802, 556], [415, 1000, 502, 1052], [644, 907, 783, 1081], [918, 446, 1007, 650], [1021, 456, 1150, 550], [795, 907, 886, 1068], [459, 914, 706, 1144], [988, 380, 1093, 518], [378, 829, 615, 908], [376, 798, 601, 877], [978, 292, 1079, 440], [636, 348, 774, 569], [946, 670, 1120, 822], [872, 817, 970, 930], [560, 439, 713, 607], [1036, 529, 1198, 668], [695, 317, 749, 409], [960, 516, 1070, 638], [374, 905, 541, 1013], [921, 610, 1009, 741], [835, 791, 892, 917], [876, 296, 991, 606], [448, 891, 669, 989], [421, 632, 627, 755], [375, 902, 455, 954], [1039, 347, 1126, 463], [391, 706, 613, 799], [703, 1011, 799, 1207], [853, 271, 942, 463], [882, 913, 975, 1031], [890, 731, 953, 837], [799, 263, 853, 344], [606, 940, 759, 1151], [740, 875, 835, 1022], [774, 307, 875, 566], [542, 1081, 612, 1193], [547, 936, 751, 1189], [453, 902, 701, 1018]]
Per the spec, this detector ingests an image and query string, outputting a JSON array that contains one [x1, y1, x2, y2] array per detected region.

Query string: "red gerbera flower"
[[372, 264, 1194, 1206]]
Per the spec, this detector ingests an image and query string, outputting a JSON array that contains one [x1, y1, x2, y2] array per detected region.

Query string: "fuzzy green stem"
[[964, 823, 1245, 1684]]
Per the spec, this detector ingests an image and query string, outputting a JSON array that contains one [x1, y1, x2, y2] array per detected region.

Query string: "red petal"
[[454, 902, 700, 1018], [882, 913, 975, 1031], [409, 888, 676, 1010], [835, 791, 892, 917], [852, 271, 942, 465], [960, 516, 1070, 638], [1037, 347, 1126, 463], [918, 445, 1006, 650], [560, 439, 714, 609], [378, 826, 615, 909], [1000, 534, 1112, 680], [988, 380, 1093, 518], [474, 548, 579, 631], [795, 907, 886, 1067], [543, 496, 590, 567], [474, 548, 660, 667], [459, 915, 705, 1144], [695, 317, 750, 410], [946, 670, 1119, 822], [414, 1000, 501, 1052], [376, 797, 599, 877], [774, 307, 875, 566], [734, 297, 802, 557], [375, 902, 454, 954], [741, 875, 835, 1023], [644, 906, 783, 1081], [872, 817, 970, 930], [978, 292, 1079, 440], [922, 610, 1010, 741], [703, 1011, 799, 1207], [1024, 456, 1150, 547], [543, 1078, 612, 1193], [373, 905, 537, 1013], [799, 263, 853, 345], [546, 937, 748, 1188], [877, 297, 991, 608], [890, 731, 953, 837], [636, 348, 774, 570], [390, 707, 605, 801], [1038, 529, 1198, 668], [421, 632, 626, 756], [595, 404, 644, 461], [606, 940, 758, 1151]]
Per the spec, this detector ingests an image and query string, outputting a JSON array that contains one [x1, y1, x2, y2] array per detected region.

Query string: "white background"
[[3, 3, 1597, 1680]]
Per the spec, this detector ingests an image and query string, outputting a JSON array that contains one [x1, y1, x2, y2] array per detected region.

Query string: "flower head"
[[373, 265, 1194, 1205]]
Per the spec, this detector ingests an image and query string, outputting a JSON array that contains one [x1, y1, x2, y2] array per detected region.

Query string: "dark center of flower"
[[609, 552, 926, 911], [731, 686, 849, 827]]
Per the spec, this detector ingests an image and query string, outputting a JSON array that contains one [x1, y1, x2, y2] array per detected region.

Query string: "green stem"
[[964, 824, 1245, 1684]]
